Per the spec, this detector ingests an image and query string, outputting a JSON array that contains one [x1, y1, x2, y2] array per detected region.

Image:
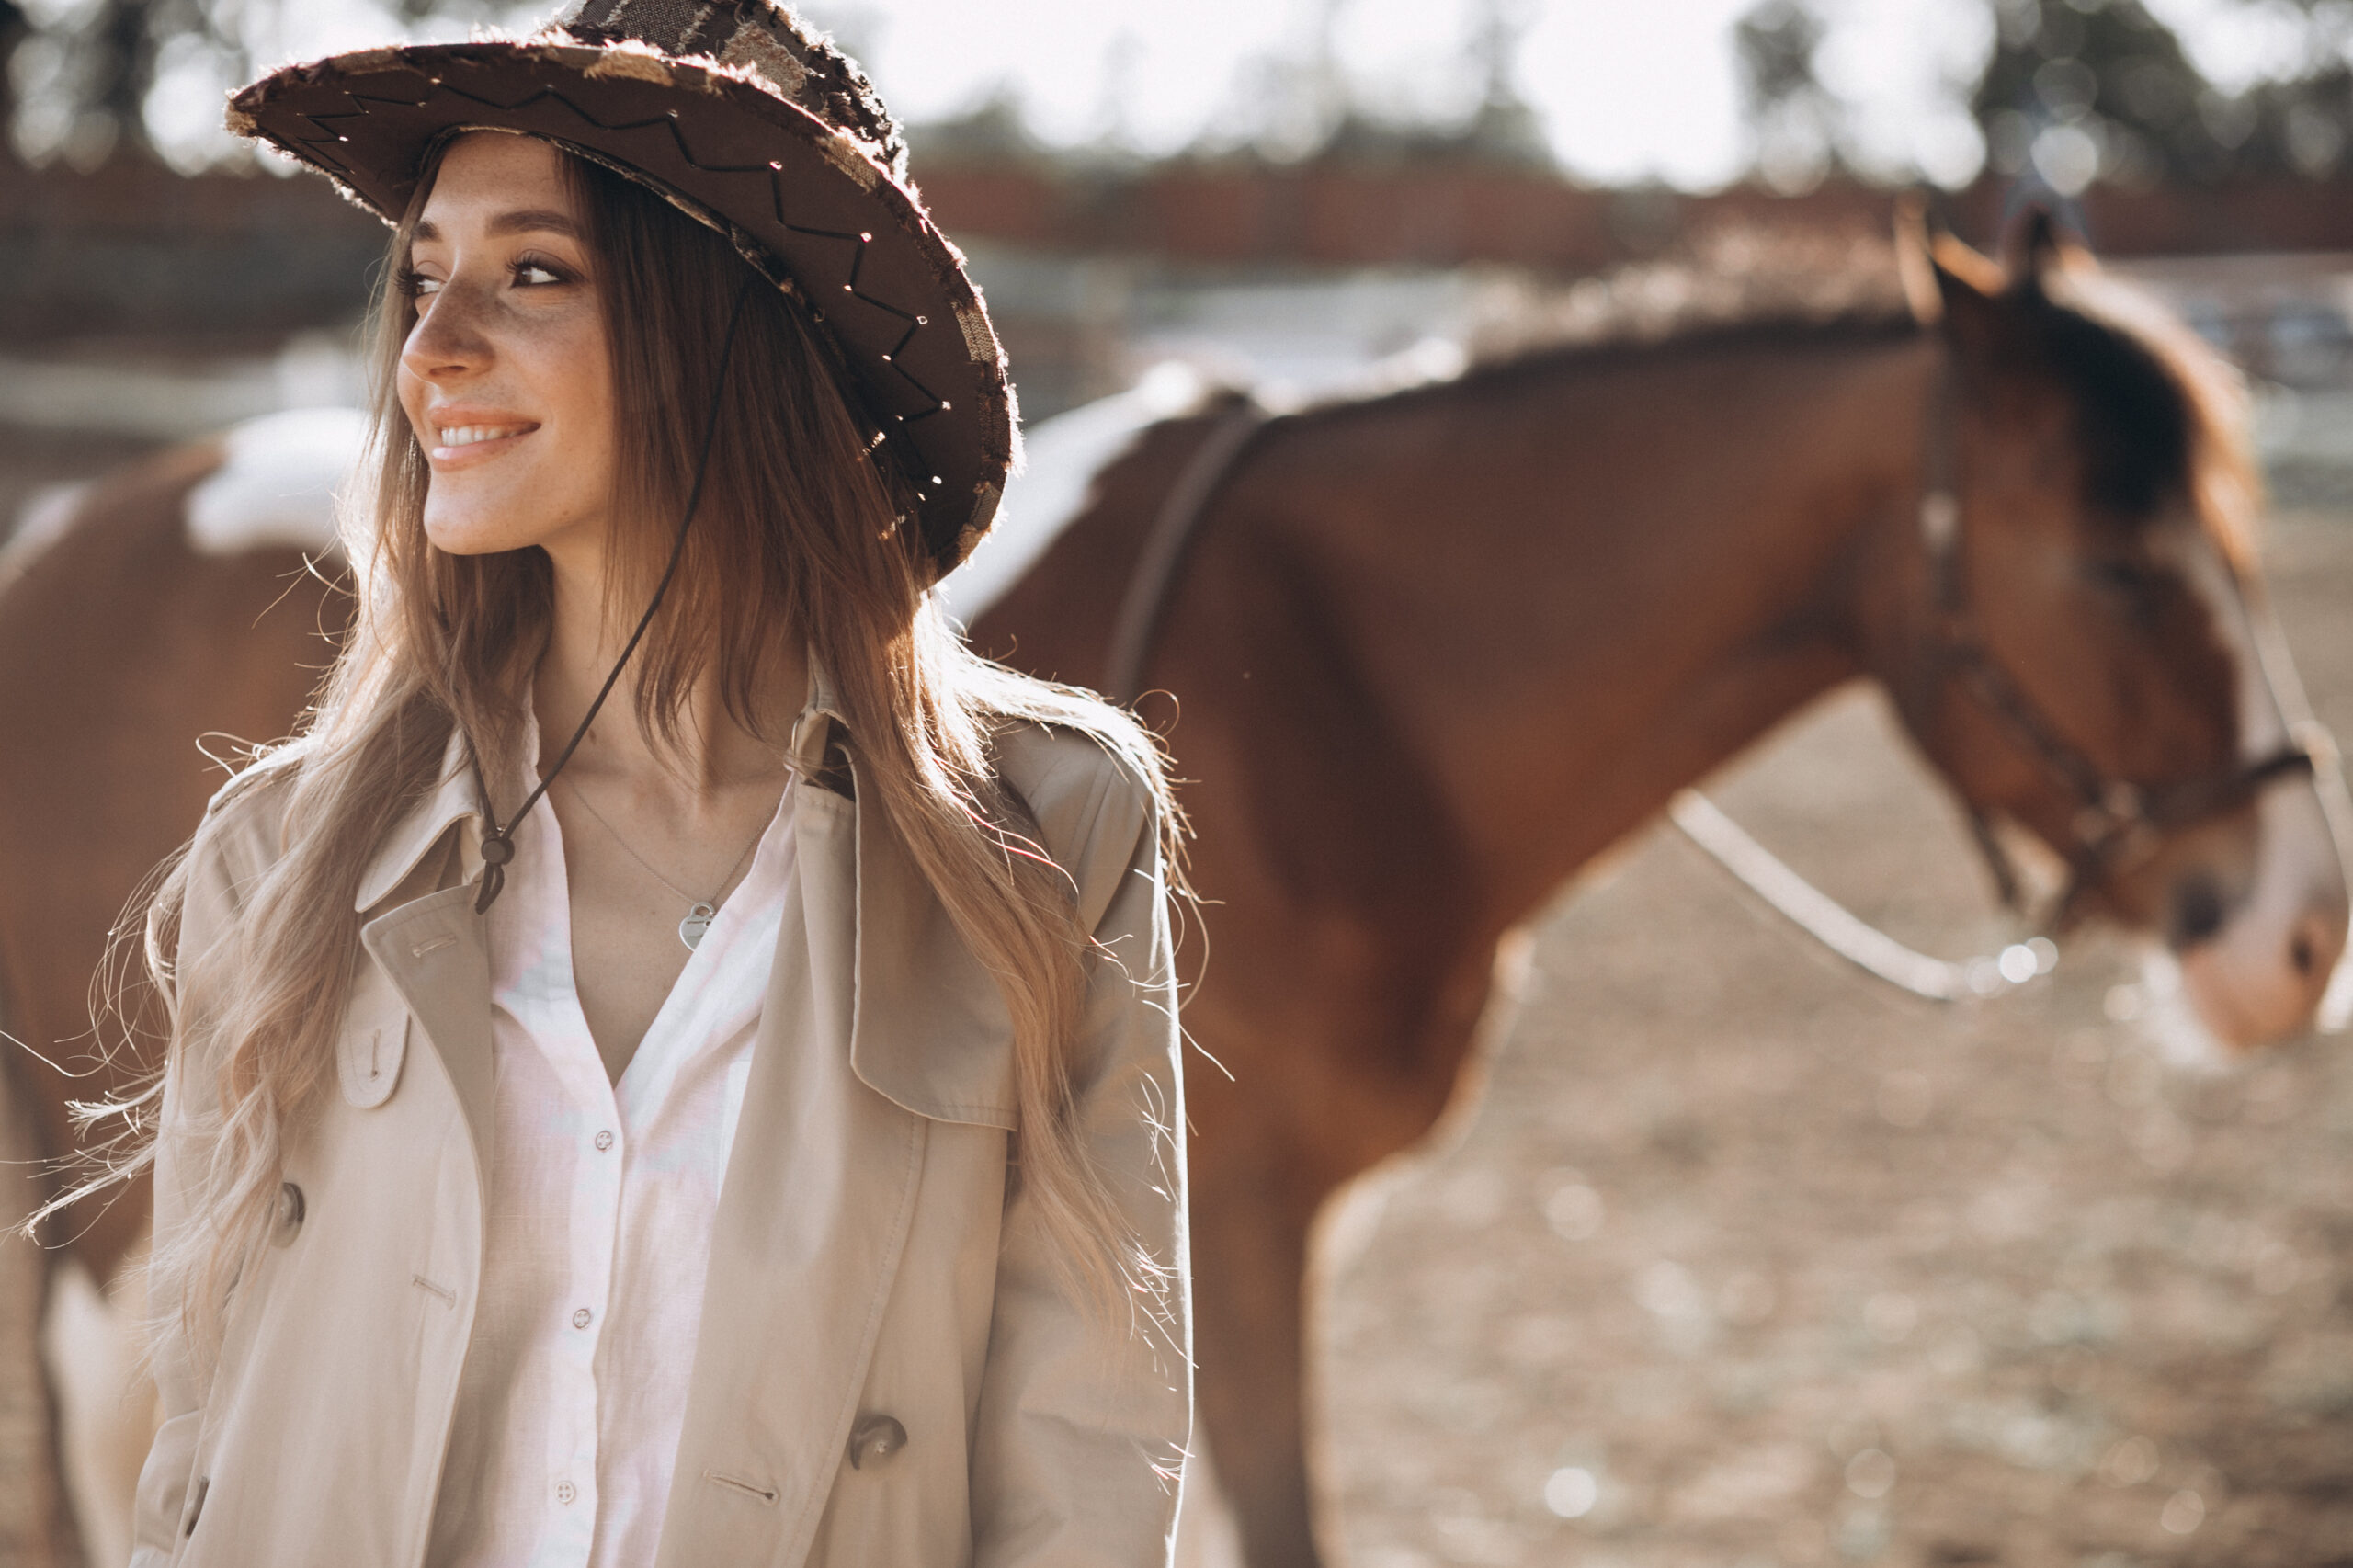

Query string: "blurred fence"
[[8, 154, 2353, 501]]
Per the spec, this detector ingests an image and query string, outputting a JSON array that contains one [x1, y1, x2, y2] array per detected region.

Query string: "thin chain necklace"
[[559, 776, 777, 951]]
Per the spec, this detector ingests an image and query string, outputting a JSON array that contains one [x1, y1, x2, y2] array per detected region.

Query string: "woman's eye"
[[403, 270, 444, 301], [513, 260, 566, 286]]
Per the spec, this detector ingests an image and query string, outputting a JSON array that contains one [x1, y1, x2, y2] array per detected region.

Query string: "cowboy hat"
[[227, 0, 1016, 574]]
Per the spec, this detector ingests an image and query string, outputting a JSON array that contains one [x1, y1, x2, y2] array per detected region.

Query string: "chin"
[[423, 517, 539, 556], [421, 490, 570, 557]]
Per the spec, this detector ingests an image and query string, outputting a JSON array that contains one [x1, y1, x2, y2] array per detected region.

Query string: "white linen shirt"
[[424, 760, 797, 1568]]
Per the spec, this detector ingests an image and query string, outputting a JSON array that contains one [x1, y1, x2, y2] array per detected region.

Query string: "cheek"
[[394, 357, 430, 439], [534, 307, 616, 457]]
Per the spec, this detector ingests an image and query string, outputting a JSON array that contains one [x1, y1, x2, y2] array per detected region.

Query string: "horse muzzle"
[[2171, 766, 2349, 1049]]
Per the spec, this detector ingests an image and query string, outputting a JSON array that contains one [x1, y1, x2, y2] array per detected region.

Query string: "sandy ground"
[[1314, 510, 2353, 1568]]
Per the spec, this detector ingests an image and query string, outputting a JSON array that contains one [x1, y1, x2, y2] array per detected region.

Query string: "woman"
[[115, 5, 1188, 1564]]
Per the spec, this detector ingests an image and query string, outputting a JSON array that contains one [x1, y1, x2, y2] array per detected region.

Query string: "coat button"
[[270, 1183, 305, 1247], [847, 1413, 907, 1470]]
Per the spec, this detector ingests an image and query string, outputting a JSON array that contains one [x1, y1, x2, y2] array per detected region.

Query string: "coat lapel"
[[842, 750, 1020, 1131], [351, 732, 497, 1189], [656, 753, 930, 1568], [352, 732, 481, 915], [794, 664, 1021, 1128], [359, 887, 496, 1190]]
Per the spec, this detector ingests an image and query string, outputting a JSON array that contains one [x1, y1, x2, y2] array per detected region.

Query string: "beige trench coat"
[[129, 677, 1191, 1568]]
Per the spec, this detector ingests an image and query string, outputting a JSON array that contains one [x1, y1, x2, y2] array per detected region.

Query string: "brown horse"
[[0, 413, 352, 1567], [966, 219, 2347, 1564], [0, 221, 2342, 1567]]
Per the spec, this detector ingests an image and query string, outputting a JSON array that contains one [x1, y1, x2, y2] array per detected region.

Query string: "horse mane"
[[1280, 227, 1924, 423], [2034, 267, 2261, 567], [1295, 223, 2259, 565], [1465, 226, 1920, 369]]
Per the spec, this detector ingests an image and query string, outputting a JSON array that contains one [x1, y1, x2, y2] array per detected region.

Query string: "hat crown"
[[561, 0, 906, 179]]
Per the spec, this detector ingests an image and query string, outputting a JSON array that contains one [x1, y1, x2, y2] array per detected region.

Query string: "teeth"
[[438, 425, 526, 448]]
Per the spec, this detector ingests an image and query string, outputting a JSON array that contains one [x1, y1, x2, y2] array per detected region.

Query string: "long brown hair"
[[94, 142, 1175, 1374]]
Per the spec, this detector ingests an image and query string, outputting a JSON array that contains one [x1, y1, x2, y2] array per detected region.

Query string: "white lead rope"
[[1667, 790, 2057, 1004]]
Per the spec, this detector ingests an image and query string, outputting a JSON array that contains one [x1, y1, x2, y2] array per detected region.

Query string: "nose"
[[2177, 903, 2343, 1048], [2168, 762, 2352, 1047], [399, 286, 492, 388], [2289, 909, 2331, 981]]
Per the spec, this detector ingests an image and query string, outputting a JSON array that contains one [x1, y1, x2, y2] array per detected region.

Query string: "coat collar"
[[353, 729, 480, 914], [352, 653, 1016, 1132], [352, 656, 850, 915]]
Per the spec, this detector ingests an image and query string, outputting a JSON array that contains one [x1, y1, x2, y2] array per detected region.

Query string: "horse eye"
[[2085, 557, 2159, 596]]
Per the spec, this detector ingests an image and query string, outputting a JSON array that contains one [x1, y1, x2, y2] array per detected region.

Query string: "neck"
[[1268, 323, 1937, 926], [532, 537, 807, 796]]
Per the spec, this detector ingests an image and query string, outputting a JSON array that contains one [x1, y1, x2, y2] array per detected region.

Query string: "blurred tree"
[[6, 0, 232, 168], [1734, 0, 1845, 191], [1972, 0, 2353, 190], [1456, 0, 1552, 168], [2, 0, 522, 170], [2233, 0, 2353, 179], [2249, 64, 2352, 177], [1975, 0, 2240, 190], [0, 1, 25, 139], [1306, 0, 1553, 170], [907, 88, 1053, 169]]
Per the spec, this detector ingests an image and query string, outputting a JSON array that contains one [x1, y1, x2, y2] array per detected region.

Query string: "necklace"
[[559, 778, 775, 951]]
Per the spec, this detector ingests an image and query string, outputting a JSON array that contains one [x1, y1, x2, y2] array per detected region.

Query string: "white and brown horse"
[[0, 409, 358, 1568], [965, 217, 2347, 1564], [0, 221, 2344, 1566]]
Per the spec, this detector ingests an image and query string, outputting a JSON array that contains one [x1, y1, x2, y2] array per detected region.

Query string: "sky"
[[115, 0, 2337, 188]]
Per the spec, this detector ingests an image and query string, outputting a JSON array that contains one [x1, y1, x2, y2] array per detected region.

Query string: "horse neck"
[[1257, 324, 1937, 924]]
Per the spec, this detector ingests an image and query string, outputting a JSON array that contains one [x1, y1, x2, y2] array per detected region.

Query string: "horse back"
[[0, 439, 345, 1272]]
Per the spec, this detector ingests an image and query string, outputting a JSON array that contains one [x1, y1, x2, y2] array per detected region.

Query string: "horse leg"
[[0, 1062, 79, 1567], [1188, 934, 1532, 1568], [1190, 1150, 1330, 1568], [42, 1232, 156, 1568], [1170, 1424, 1245, 1568]]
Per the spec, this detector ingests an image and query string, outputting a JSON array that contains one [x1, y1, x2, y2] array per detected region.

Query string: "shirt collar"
[[352, 653, 840, 915]]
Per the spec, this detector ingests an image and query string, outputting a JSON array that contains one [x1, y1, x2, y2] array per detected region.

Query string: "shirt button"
[[594, 1131, 614, 1152], [573, 1307, 593, 1330], [554, 1481, 576, 1505]]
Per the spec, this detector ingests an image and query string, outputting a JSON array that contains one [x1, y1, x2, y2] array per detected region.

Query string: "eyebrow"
[[413, 208, 583, 244]]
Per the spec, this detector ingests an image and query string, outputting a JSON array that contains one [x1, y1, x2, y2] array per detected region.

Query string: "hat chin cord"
[[466, 271, 760, 914]]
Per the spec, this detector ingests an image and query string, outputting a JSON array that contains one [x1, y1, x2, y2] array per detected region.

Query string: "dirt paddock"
[[1313, 510, 2353, 1568]]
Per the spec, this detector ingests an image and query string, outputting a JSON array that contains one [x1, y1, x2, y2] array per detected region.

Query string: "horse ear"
[[1927, 231, 2004, 301], [2002, 204, 2095, 284], [1919, 228, 2010, 362], [1893, 192, 1943, 326]]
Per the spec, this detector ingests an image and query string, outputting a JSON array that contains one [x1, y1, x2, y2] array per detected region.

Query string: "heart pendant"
[[678, 901, 716, 951]]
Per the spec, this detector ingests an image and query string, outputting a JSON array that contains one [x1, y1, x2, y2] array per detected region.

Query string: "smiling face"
[[398, 131, 615, 561]]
